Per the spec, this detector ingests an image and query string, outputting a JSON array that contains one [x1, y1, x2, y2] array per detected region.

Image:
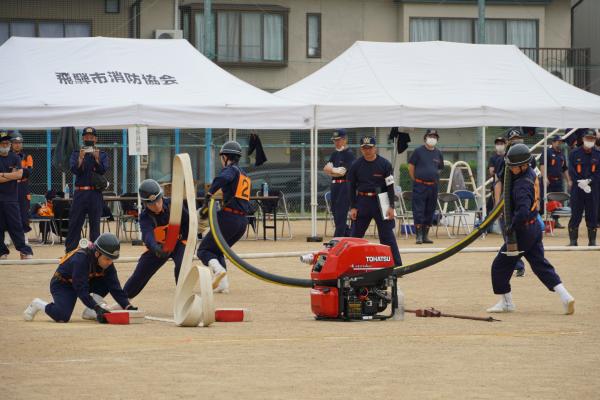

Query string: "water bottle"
[[262, 181, 269, 197], [64, 184, 70, 200]]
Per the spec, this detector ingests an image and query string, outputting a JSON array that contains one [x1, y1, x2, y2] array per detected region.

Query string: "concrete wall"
[[572, 0, 600, 95]]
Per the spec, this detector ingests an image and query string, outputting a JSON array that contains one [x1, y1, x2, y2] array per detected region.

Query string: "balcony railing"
[[521, 47, 591, 91]]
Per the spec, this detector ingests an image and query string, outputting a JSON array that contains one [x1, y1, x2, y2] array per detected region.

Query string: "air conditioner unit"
[[154, 29, 183, 39]]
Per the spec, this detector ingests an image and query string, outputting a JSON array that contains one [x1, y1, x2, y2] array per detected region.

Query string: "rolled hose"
[[208, 198, 504, 288]]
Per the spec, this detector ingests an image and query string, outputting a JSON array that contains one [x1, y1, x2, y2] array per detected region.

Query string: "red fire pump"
[[301, 238, 400, 321]]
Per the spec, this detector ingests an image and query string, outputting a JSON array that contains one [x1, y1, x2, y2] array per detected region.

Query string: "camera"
[[83, 146, 94, 153]]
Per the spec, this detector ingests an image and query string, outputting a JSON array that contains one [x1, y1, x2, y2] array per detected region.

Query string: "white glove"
[[577, 179, 592, 194], [324, 162, 334, 174], [331, 167, 347, 177]]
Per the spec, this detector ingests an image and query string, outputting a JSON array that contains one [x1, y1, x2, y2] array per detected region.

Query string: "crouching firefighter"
[[23, 233, 137, 323], [123, 179, 189, 299], [487, 144, 575, 315], [198, 141, 250, 293]]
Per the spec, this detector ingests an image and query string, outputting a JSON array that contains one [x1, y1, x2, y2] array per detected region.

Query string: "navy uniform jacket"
[[347, 155, 394, 208], [55, 249, 129, 310], [408, 145, 444, 181], [69, 150, 109, 187], [568, 147, 600, 184], [539, 148, 567, 179], [140, 198, 190, 251], [328, 148, 355, 180], [208, 164, 250, 214], [0, 152, 23, 202], [509, 167, 540, 231]]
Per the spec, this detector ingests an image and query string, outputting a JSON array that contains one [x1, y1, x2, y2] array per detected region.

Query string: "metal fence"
[[521, 47, 591, 90], [17, 127, 559, 216]]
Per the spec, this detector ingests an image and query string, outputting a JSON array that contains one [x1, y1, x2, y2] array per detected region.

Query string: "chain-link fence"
[[16, 126, 565, 217]]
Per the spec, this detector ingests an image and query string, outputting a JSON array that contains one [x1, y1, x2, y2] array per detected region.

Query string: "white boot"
[[82, 293, 108, 320], [23, 298, 48, 321], [486, 293, 515, 313], [554, 283, 575, 315], [208, 259, 229, 293]]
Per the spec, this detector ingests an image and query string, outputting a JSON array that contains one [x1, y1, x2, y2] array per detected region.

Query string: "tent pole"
[[174, 128, 180, 154], [46, 129, 51, 190], [543, 127, 548, 223], [480, 127, 487, 218], [136, 154, 143, 241], [307, 107, 322, 242], [122, 129, 128, 194], [205, 128, 212, 183]]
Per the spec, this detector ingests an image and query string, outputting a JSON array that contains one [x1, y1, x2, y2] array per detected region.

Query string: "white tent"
[[0, 37, 312, 129], [276, 41, 600, 238], [276, 41, 600, 128]]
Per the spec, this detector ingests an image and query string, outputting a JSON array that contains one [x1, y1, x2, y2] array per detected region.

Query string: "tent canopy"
[[276, 41, 600, 129], [0, 37, 312, 129]]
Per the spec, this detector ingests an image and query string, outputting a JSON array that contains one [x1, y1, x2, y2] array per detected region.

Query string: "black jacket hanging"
[[388, 127, 411, 154], [248, 133, 267, 166]]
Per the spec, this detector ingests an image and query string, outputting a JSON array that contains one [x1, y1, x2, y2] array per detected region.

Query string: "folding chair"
[[397, 191, 414, 239], [116, 193, 139, 241], [435, 192, 472, 239], [545, 192, 571, 236], [323, 191, 334, 237], [244, 200, 260, 240]]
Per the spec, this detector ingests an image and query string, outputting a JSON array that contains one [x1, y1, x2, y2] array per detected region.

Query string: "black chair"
[[51, 199, 71, 243], [255, 190, 293, 240], [116, 193, 139, 241]]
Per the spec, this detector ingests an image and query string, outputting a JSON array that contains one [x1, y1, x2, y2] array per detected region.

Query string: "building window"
[[306, 13, 321, 58], [181, 4, 288, 66], [410, 18, 537, 48], [0, 20, 91, 45], [105, 0, 120, 14]]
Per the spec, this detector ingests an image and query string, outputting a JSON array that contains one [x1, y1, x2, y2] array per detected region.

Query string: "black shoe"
[[588, 228, 597, 246], [554, 220, 564, 229], [515, 268, 525, 277], [568, 228, 578, 247], [415, 226, 423, 245], [422, 226, 433, 244]]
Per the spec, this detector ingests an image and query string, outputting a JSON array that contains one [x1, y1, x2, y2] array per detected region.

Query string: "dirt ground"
[[1, 221, 599, 400]]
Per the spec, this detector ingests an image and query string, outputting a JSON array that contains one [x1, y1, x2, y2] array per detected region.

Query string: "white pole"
[[307, 106, 321, 241], [480, 127, 487, 217], [543, 127, 548, 222], [4, 245, 598, 266], [136, 154, 142, 240]]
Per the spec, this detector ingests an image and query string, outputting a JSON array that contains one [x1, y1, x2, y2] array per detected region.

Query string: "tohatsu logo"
[[366, 256, 391, 262]]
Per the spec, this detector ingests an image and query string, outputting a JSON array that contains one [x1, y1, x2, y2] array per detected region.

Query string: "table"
[[53, 195, 281, 241]]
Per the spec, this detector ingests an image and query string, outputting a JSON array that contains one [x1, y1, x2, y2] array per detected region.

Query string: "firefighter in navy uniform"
[[347, 136, 402, 266], [197, 141, 250, 293], [65, 127, 109, 252], [539, 135, 571, 229], [487, 144, 575, 315], [123, 179, 189, 298], [0, 131, 33, 260], [323, 129, 355, 237], [408, 129, 444, 244], [493, 128, 532, 277], [10, 132, 34, 234], [567, 130, 600, 246], [23, 233, 137, 323]]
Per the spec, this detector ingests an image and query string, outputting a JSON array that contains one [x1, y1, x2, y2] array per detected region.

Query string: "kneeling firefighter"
[[123, 179, 189, 299], [23, 233, 137, 323], [487, 144, 575, 315], [198, 141, 250, 293]]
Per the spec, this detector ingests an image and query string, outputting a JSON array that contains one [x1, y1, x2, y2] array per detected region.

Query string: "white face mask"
[[583, 140, 595, 149], [426, 137, 437, 147], [0, 146, 9, 155], [495, 144, 506, 153]]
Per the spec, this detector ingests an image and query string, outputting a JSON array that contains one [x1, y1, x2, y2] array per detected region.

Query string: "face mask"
[[495, 145, 505, 153], [0, 147, 9, 155], [84, 140, 95, 147], [583, 141, 595, 149], [426, 137, 437, 147]]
